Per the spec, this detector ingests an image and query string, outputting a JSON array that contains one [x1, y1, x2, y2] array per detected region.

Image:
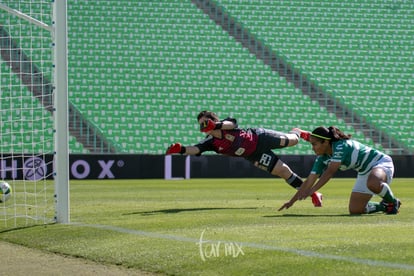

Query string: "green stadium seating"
[[0, 3, 86, 154], [1, 1, 411, 155], [65, 0, 407, 154], [220, 0, 413, 152]]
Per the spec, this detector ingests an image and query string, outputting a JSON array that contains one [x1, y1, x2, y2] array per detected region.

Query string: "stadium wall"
[[1, 155, 413, 180]]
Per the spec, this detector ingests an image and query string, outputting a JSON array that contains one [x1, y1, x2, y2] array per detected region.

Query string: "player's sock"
[[286, 173, 303, 189], [377, 183, 395, 203], [365, 202, 385, 214]]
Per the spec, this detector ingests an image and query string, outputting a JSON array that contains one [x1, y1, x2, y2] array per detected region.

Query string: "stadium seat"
[[3, 1, 411, 154]]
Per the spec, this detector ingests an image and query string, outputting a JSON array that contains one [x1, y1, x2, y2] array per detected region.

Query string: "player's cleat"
[[311, 192, 323, 207], [381, 198, 401, 215], [290, 128, 311, 141]]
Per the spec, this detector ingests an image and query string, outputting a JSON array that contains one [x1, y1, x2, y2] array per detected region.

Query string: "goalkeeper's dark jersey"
[[194, 117, 291, 173], [195, 118, 259, 157]]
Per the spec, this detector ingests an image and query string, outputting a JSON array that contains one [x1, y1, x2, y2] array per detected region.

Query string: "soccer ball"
[[0, 181, 12, 203]]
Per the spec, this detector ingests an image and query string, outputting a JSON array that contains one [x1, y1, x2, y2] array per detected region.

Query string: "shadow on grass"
[[263, 213, 354, 218], [124, 207, 258, 216], [0, 222, 56, 234]]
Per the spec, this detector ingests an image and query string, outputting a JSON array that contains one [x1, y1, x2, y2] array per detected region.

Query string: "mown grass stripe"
[[75, 222, 414, 271]]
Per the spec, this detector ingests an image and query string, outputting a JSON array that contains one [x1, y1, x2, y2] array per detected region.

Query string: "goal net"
[[0, 1, 68, 229]]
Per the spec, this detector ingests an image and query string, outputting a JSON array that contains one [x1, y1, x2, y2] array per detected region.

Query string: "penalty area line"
[[73, 223, 414, 271]]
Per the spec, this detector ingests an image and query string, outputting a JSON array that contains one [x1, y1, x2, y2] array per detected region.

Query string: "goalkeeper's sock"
[[377, 183, 395, 203], [365, 202, 386, 214], [286, 173, 303, 189]]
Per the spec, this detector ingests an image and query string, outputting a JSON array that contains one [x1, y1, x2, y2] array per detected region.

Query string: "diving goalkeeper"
[[166, 110, 322, 207]]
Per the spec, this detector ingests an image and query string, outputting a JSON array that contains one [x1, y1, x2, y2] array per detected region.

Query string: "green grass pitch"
[[1, 178, 413, 275]]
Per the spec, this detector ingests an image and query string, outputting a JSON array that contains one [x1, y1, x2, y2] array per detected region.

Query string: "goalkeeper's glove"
[[290, 128, 310, 141], [166, 143, 186, 155], [200, 119, 216, 132]]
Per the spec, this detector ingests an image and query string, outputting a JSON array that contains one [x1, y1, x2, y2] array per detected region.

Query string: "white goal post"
[[0, 1, 69, 228], [53, 0, 70, 224]]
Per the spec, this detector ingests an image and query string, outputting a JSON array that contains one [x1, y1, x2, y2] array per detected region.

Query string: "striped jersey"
[[311, 139, 384, 175]]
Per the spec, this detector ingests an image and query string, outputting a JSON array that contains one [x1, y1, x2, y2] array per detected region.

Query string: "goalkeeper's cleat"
[[290, 128, 311, 141], [381, 198, 401, 215], [311, 192, 323, 207]]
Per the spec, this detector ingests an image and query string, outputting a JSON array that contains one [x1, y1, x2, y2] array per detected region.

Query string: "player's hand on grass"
[[166, 143, 184, 154], [200, 119, 216, 132], [278, 200, 294, 211]]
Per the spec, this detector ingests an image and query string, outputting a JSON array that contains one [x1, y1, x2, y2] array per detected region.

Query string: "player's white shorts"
[[352, 155, 394, 195]]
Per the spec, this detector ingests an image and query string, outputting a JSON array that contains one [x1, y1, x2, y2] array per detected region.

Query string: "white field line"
[[73, 223, 414, 271]]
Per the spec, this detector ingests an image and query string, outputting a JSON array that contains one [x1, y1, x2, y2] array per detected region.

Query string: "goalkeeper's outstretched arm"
[[166, 143, 200, 155], [181, 145, 200, 155]]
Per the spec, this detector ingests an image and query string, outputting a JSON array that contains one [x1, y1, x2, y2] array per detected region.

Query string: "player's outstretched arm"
[[296, 173, 319, 200], [278, 174, 319, 211], [306, 161, 340, 196], [278, 194, 299, 211], [166, 143, 200, 155], [182, 146, 201, 155]]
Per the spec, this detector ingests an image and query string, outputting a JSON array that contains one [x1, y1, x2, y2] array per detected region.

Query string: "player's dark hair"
[[197, 110, 219, 122], [311, 126, 351, 143], [329, 126, 351, 141]]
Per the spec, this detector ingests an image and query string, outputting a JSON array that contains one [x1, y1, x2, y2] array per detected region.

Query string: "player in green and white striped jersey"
[[279, 126, 401, 215]]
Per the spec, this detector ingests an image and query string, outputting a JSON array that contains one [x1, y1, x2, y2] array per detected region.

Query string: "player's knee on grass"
[[349, 205, 366, 215]]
